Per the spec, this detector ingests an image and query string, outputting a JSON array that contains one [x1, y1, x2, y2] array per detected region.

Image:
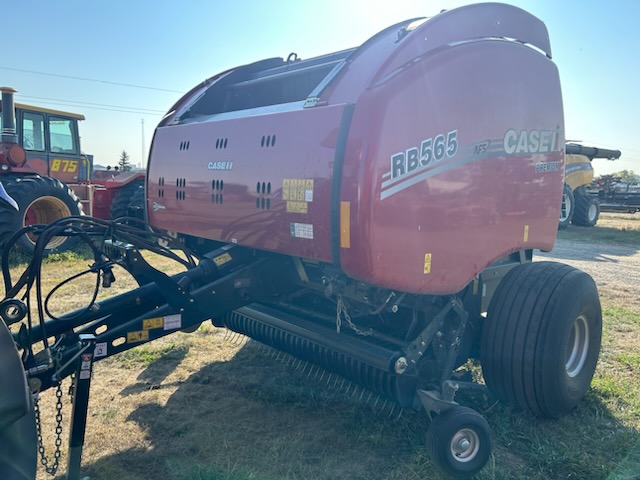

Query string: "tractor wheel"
[[426, 406, 492, 477], [127, 185, 146, 220], [572, 189, 600, 227], [110, 180, 144, 220], [481, 261, 602, 418], [0, 176, 82, 255], [558, 184, 574, 229]]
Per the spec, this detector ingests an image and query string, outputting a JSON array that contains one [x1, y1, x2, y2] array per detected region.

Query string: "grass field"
[[4, 212, 638, 480]]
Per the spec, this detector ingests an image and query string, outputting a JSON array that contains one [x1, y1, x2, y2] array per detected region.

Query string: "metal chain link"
[[336, 295, 373, 336], [34, 382, 64, 476]]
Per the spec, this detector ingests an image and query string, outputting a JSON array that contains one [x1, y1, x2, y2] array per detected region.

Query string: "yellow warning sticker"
[[143, 317, 163, 330], [524, 224, 529, 242], [127, 330, 149, 343], [213, 252, 232, 267], [286, 201, 308, 214], [283, 178, 314, 204], [424, 253, 432, 275]]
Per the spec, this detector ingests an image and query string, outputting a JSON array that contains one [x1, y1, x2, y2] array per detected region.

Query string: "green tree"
[[611, 170, 639, 183], [118, 150, 132, 172]]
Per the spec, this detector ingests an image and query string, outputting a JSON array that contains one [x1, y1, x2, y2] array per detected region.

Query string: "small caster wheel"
[[426, 406, 491, 477]]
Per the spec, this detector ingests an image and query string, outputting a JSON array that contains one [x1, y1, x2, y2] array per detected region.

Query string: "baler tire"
[[0, 315, 37, 480], [558, 184, 574, 229], [0, 200, 21, 253], [0, 176, 82, 255], [572, 189, 600, 227], [110, 180, 144, 220], [426, 406, 492, 477], [480, 261, 602, 418]]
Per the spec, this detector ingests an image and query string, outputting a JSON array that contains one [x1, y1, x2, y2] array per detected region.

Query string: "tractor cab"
[[0, 99, 91, 183]]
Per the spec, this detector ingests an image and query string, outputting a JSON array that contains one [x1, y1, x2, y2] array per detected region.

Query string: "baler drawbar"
[[1, 3, 603, 479]]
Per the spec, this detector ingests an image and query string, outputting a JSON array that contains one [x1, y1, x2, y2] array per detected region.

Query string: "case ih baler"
[[0, 4, 602, 478]]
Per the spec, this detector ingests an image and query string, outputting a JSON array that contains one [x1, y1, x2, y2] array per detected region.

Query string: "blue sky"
[[3, 1, 639, 175]]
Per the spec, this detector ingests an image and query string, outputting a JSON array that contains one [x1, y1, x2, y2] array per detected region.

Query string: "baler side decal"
[[283, 178, 314, 214], [380, 138, 563, 201], [290, 223, 314, 239], [381, 138, 504, 187], [380, 143, 502, 200], [386, 130, 459, 183]]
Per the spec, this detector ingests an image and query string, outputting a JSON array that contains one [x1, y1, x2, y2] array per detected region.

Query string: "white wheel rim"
[[588, 204, 597, 222], [565, 315, 590, 378], [560, 193, 572, 222], [450, 428, 480, 463]]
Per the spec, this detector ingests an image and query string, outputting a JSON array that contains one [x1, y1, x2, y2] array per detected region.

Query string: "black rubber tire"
[[426, 406, 492, 477], [0, 319, 37, 480], [0, 175, 82, 255], [110, 180, 144, 220], [127, 185, 146, 220], [558, 184, 574, 229], [572, 188, 600, 227], [481, 261, 602, 418]]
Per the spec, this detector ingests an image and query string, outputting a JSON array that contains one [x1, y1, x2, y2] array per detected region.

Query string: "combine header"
[[0, 4, 602, 478]]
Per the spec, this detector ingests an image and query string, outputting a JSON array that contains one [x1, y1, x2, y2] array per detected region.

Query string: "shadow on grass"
[[539, 231, 640, 265], [79, 341, 640, 480], [120, 346, 189, 396]]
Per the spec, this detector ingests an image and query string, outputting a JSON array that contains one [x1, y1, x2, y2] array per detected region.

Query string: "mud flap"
[[0, 320, 37, 480]]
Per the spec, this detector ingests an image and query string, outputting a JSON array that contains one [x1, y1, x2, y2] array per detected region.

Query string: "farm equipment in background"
[[559, 143, 621, 228], [588, 174, 640, 214], [0, 4, 603, 479], [0, 87, 145, 254]]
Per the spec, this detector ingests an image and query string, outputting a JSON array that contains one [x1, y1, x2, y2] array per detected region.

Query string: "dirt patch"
[[537, 237, 640, 312], [537, 212, 640, 312]]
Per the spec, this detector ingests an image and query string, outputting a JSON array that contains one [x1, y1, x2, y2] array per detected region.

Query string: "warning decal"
[[283, 178, 314, 214], [127, 330, 150, 343]]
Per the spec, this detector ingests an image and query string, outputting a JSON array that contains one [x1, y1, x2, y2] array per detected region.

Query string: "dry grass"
[[2, 214, 638, 479], [558, 212, 640, 246]]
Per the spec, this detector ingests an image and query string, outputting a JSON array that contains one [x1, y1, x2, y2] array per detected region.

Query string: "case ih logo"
[[503, 128, 561, 155], [208, 161, 234, 171]]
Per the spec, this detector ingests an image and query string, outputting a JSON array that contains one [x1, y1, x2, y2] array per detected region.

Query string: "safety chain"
[[336, 295, 373, 336], [33, 382, 64, 476]]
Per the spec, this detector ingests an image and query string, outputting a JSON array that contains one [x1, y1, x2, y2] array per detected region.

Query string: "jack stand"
[[66, 334, 96, 480]]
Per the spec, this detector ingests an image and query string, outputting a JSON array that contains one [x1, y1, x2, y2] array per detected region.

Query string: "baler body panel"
[[148, 104, 348, 262], [340, 40, 564, 294], [147, 2, 564, 295]]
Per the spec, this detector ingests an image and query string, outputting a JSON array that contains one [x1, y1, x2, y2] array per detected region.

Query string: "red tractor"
[[0, 87, 145, 254], [0, 4, 602, 478]]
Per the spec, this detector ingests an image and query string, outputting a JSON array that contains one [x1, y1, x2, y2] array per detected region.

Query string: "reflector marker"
[[340, 201, 351, 248]]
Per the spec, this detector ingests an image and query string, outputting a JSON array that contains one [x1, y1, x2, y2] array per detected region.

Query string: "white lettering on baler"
[[503, 129, 560, 155], [208, 161, 234, 171]]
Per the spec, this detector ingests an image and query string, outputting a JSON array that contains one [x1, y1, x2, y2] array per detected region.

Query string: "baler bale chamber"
[[0, 3, 602, 479]]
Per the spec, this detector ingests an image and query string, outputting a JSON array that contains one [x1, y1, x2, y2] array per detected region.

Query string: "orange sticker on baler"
[[340, 201, 351, 248]]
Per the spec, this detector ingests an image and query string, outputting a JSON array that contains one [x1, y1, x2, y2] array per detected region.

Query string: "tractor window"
[[49, 116, 78, 154], [22, 112, 46, 151]]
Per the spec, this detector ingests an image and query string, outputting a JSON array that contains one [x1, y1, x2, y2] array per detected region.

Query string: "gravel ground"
[[536, 237, 640, 312]]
